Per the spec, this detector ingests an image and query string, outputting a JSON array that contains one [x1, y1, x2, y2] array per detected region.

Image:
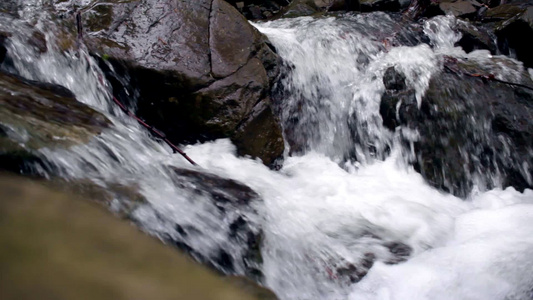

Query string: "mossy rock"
[[0, 72, 110, 174]]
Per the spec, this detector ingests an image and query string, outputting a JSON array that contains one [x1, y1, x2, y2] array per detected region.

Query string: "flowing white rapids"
[[3, 5, 533, 300]]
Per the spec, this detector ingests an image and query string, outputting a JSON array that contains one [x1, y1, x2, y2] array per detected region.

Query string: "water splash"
[[255, 13, 442, 163]]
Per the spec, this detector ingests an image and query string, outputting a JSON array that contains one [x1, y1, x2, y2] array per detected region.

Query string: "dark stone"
[[404, 0, 483, 20], [215, 249, 235, 272], [168, 166, 264, 279], [495, 14, 533, 68], [331, 252, 377, 284], [482, 4, 533, 68], [170, 167, 260, 208], [379, 67, 414, 131], [404, 0, 446, 20], [383, 66, 407, 91], [480, 0, 501, 8], [85, 0, 213, 89], [280, 2, 318, 18], [380, 90, 418, 131], [380, 92, 400, 131], [28, 30, 47, 54], [315, 0, 361, 11], [0, 0, 19, 17], [389, 58, 533, 197], [227, 0, 289, 20], [273, 0, 361, 19], [82, 0, 284, 166], [232, 100, 285, 166], [439, 0, 477, 18], [0, 72, 110, 175], [455, 21, 498, 54], [482, 2, 528, 21], [232, 0, 360, 20], [249, 5, 265, 19], [211, 0, 255, 78], [360, 0, 405, 12], [0, 31, 8, 65], [383, 242, 412, 264]]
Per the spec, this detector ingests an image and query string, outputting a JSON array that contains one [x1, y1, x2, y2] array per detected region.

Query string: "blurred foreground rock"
[[0, 174, 277, 300]]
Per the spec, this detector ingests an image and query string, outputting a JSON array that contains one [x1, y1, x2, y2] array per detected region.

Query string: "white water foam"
[[184, 140, 533, 300]]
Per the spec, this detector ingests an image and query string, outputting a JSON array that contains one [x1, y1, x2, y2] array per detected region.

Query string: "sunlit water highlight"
[[2, 4, 533, 299]]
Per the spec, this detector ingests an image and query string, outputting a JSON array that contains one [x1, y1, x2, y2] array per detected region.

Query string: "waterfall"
[[2, 3, 533, 300], [254, 13, 441, 163]]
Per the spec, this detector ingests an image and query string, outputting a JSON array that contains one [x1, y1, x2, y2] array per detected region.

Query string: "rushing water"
[[2, 3, 533, 300]]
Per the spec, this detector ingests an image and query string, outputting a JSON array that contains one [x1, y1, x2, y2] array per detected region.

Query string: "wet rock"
[[170, 167, 260, 208], [191, 57, 282, 165], [328, 239, 412, 284], [482, 4, 533, 68], [0, 0, 19, 17], [0, 31, 8, 64], [28, 30, 47, 54], [383, 66, 407, 91], [82, 0, 284, 166], [167, 167, 264, 280], [272, 0, 359, 18], [479, 0, 501, 8], [314, 0, 361, 11], [455, 21, 498, 53], [0, 72, 110, 175], [439, 0, 477, 18], [379, 66, 417, 131], [482, 2, 529, 21], [383, 241, 412, 264], [379, 93, 400, 131], [334, 253, 376, 283], [380, 67, 410, 131], [279, 1, 318, 18], [403, 0, 442, 20], [0, 13, 51, 65], [233, 101, 285, 166], [227, 0, 288, 20], [381, 58, 533, 197], [211, 0, 256, 78], [403, 0, 482, 20], [85, 0, 213, 89], [360, 0, 407, 12]]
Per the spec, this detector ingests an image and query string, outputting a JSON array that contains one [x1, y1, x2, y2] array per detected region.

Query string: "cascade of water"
[[1, 7, 263, 277], [2, 4, 533, 300], [255, 13, 443, 164]]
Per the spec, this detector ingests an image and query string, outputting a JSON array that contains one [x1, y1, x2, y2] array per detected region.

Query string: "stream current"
[[2, 3, 533, 300]]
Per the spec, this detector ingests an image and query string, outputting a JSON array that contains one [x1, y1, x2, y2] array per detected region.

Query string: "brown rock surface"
[[0, 174, 278, 300]]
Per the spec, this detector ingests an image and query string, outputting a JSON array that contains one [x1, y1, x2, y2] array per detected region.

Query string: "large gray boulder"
[[82, 0, 284, 166]]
